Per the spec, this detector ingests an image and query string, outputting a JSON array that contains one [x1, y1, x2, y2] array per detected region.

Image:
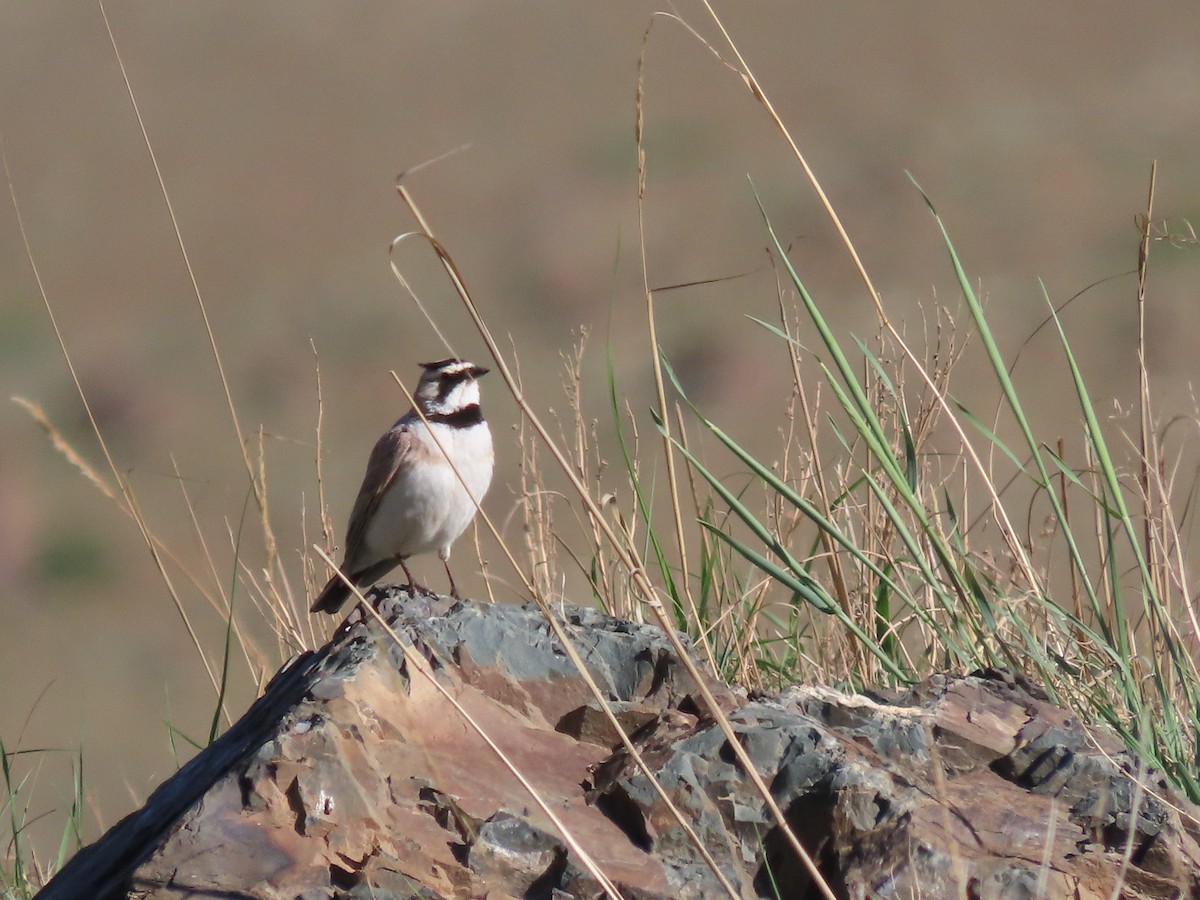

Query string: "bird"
[[310, 358, 494, 614]]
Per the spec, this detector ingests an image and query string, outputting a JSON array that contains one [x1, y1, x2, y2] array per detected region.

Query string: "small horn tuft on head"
[[419, 358, 462, 371], [419, 359, 488, 379]]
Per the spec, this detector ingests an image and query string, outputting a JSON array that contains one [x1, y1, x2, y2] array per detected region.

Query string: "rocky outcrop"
[[36, 589, 1200, 899]]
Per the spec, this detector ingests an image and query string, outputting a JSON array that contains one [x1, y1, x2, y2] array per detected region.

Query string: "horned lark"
[[310, 359, 493, 614]]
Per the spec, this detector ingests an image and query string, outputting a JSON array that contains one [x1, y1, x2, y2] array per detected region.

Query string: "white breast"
[[363, 419, 493, 562]]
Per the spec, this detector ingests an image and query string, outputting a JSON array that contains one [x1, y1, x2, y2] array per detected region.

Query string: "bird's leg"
[[443, 560, 460, 601], [441, 553, 461, 601], [397, 557, 429, 596]]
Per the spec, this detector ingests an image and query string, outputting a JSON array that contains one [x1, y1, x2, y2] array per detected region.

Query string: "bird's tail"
[[309, 559, 401, 614], [309, 573, 356, 614]]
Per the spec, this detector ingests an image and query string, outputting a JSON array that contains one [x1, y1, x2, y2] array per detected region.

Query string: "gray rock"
[[35, 589, 1200, 899]]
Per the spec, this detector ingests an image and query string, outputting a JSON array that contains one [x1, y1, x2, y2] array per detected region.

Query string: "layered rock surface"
[[36, 589, 1200, 899]]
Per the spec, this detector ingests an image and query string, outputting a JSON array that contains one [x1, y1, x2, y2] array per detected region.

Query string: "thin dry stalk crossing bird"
[[310, 359, 493, 614]]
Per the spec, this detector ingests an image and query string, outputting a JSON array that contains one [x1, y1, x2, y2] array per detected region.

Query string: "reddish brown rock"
[[35, 590, 1200, 899]]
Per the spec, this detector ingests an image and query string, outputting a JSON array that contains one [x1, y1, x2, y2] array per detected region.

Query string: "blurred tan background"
[[3, 2, 1199, 860]]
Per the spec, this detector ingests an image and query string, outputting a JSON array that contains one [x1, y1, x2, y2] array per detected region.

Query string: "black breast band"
[[425, 405, 484, 428]]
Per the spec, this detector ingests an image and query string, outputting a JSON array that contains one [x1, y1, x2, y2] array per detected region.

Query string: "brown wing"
[[339, 423, 417, 574]]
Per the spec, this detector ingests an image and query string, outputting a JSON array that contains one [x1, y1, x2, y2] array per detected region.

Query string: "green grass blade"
[[851, 334, 918, 491], [750, 182, 895, 467], [607, 348, 685, 626], [700, 522, 912, 682], [208, 482, 254, 746]]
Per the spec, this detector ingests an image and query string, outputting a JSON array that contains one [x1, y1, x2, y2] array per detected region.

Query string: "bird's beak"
[[469, 365, 490, 378]]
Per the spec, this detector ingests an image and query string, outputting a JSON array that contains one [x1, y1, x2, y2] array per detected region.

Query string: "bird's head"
[[415, 358, 489, 414]]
